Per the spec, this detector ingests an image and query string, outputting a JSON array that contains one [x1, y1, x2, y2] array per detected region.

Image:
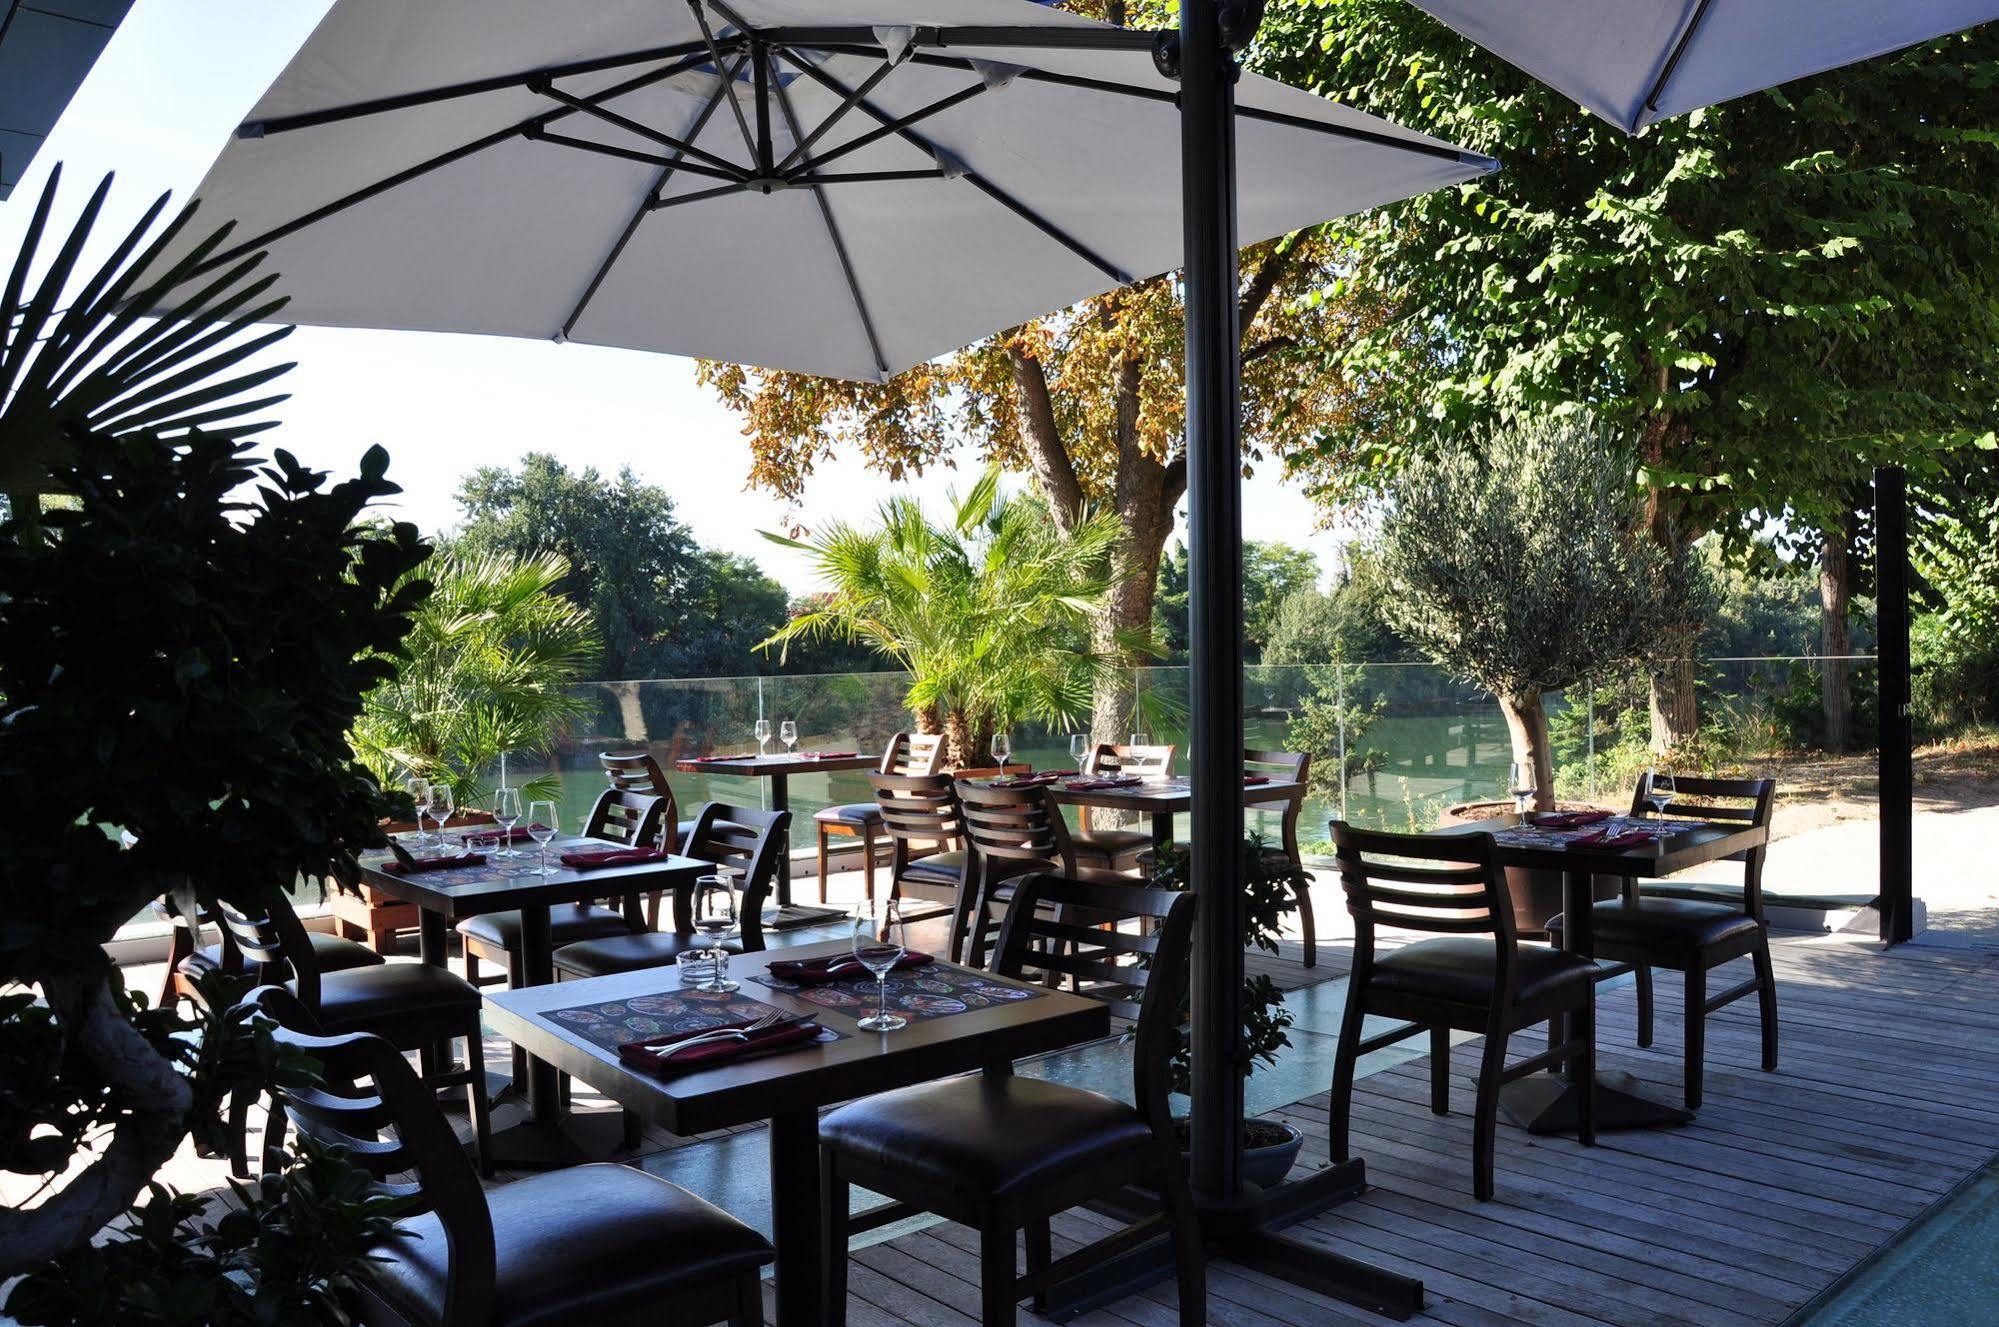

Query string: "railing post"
[[1337, 666, 1350, 823], [1876, 466, 1914, 944]]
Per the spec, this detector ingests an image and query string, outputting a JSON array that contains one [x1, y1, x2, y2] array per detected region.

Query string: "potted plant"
[[1149, 835, 1307, 1188]]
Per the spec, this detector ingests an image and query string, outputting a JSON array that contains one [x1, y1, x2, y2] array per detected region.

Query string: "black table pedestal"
[[1500, 1068, 1691, 1134]]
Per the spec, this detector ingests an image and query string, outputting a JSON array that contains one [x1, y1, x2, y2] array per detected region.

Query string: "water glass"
[[691, 873, 739, 992], [780, 719, 798, 753], [492, 785, 522, 858], [428, 782, 455, 852], [404, 775, 431, 847], [754, 718, 772, 755], [852, 900, 908, 1032], [527, 800, 559, 876], [1647, 770, 1675, 817], [1509, 761, 1536, 816], [1069, 732, 1091, 768], [990, 731, 1013, 768]]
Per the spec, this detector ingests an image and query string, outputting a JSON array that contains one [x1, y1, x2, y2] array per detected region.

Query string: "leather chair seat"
[[1369, 936, 1596, 1006], [179, 930, 383, 979], [1548, 897, 1764, 956], [297, 962, 482, 1038], [1070, 829, 1152, 862], [553, 930, 735, 979], [820, 1075, 1152, 1203], [457, 903, 633, 953], [815, 801, 883, 826], [366, 1162, 773, 1327], [901, 848, 969, 884]]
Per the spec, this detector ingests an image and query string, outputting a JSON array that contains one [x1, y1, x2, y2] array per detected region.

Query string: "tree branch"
[[0, 973, 194, 1278], [1238, 243, 1297, 343], [1003, 332, 1086, 529]]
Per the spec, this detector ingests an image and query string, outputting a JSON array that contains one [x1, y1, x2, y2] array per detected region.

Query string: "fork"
[[651, 1010, 790, 1057]]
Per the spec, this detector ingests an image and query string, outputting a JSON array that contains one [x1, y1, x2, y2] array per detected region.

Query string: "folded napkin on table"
[[1243, 774, 1272, 786], [559, 845, 667, 869], [463, 823, 549, 846], [799, 750, 859, 760], [1061, 775, 1145, 791], [1568, 828, 1656, 850], [986, 770, 1077, 788], [382, 851, 486, 875], [617, 1015, 821, 1074], [1533, 810, 1612, 829], [767, 951, 935, 986]]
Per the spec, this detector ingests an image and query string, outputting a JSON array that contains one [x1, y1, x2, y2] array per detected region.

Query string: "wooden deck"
[[832, 931, 1999, 1327]]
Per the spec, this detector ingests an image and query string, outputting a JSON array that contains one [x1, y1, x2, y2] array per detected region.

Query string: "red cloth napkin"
[[382, 852, 486, 876], [465, 823, 548, 846], [767, 951, 935, 986], [559, 846, 667, 869], [799, 750, 859, 760], [987, 771, 1074, 788], [1243, 774, 1272, 786], [1533, 810, 1612, 829], [1569, 828, 1656, 850], [617, 1016, 821, 1074], [1062, 775, 1145, 791]]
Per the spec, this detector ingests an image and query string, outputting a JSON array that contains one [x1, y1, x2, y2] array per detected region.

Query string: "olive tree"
[[1375, 418, 1694, 808]]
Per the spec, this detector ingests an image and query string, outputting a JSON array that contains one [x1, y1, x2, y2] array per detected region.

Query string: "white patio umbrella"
[[144, 0, 1494, 383], [1410, 0, 1999, 133]]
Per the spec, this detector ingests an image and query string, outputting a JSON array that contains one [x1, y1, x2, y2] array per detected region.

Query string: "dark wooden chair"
[[1548, 773, 1779, 1110], [868, 769, 971, 931], [332, 810, 497, 953], [815, 731, 946, 902], [819, 876, 1204, 1327], [599, 750, 699, 852], [1330, 822, 1597, 1201], [1068, 742, 1178, 873], [242, 988, 773, 1327], [457, 788, 669, 1084], [155, 886, 382, 1012], [1245, 748, 1317, 968], [550, 802, 791, 978], [954, 779, 1146, 970], [221, 889, 492, 1176]]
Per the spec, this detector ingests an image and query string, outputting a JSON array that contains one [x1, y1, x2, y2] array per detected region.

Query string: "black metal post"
[[1876, 465, 1914, 944], [1178, 0, 1247, 1206]]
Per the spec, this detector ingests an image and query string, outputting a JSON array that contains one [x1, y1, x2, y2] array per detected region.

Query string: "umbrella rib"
[[191, 51, 720, 279], [526, 127, 744, 183], [770, 71, 889, 379], [560, 58, 744, 340], [774, 58, 897, 174], [781, 51, 1132, 285], [648, 181, 752, 212], [792, 169, 947, 185], [1642, 0, 1717, 120], [784, 76, 993, 179], [528, 79, 748, 178], [688, 0, 760, 161], [236, 38, 724, 139]]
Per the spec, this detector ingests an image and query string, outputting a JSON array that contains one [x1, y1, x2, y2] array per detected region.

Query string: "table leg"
[[1151, 811, 1174, 855], [416, 911, 449, 1080], [771, 772, 793, 910], [1498, 869, 1690, 1134], [517, 902, 558, 1124], [769, 1110, 824, 1327]]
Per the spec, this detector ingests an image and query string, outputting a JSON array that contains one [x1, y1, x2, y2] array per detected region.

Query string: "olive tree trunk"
[[1499, 689, 1557, 812]]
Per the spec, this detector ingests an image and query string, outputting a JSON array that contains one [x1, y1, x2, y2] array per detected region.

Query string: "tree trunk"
[[1820, 523, 1855, 753], [1498, 690, 1556, 812], [1637, 412, 1702, 754], [1648, 655, 1699, 754], [609, 683, 648, 744]]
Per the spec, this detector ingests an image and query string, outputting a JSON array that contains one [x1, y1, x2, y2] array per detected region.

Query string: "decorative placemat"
[[1489, 815, 1712, 850], [752, 960, 1048, 1022], [543, 988, 844, 1054]]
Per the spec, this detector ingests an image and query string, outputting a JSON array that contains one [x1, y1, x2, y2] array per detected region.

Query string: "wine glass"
[[754, 718, 772, 756], [1129, 730, 1151, 748], [990, 731, 1013, 769], [527, 800, 559, 876], [852, 900, 908, 1032], [691, 873, 740, 992], [492, 785, 522, 859], [779, 719, 798, 754], [1646, 770, 1675, 818], [404, 775, 431, 848], [1069, 732, 1090, 769], [428, 783, 455, 853], [1509, 761, 1537, 817]]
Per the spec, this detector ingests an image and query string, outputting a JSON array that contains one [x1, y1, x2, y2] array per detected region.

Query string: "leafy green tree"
[[1258, 2, 1999, 749], [1155, 539, 1321, 662], [1264, 547, 1419, 667], [351, 550, 600, 806], [761, 471, 1145, 766], [1912, 487, 1999, 732], [1374, 417, 1696, 807]]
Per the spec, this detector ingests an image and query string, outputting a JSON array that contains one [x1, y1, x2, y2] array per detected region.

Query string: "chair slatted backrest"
[[993, 876, 1195, 1138], [879, 731, 947, 777], [1629, 773, 1777, 917], [1244, 748, 1311, 860], [219, 890, 323, 1008], [584, 787, 668, 849], [1079, 743, 1177, 834], [599, 752, 679, 849], [680, 802, 791, 945], [955, 780, 1075, 873], [1333, 822, 1520, 1000], [242, 986, 497, 1327], [869, 771, 962, 870]]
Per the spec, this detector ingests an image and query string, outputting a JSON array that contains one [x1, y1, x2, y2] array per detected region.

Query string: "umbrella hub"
[[744, 175, 792, 194]]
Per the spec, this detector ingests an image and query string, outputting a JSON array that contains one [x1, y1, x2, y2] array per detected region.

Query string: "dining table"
[[1429, 810, 1770, 1133], [353, 830, 711, 1164], [674, 750, 879, 907], [483, 937, 1111, 1327], [1018, 771, 1307, 852]]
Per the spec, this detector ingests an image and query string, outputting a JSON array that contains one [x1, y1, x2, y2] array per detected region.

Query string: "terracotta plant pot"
[[1439, 800, 1621, 938]]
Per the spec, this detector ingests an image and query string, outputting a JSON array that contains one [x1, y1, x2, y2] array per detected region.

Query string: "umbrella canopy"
[[1411, 0, 1999, 134], [145, 0, 1493, 382]]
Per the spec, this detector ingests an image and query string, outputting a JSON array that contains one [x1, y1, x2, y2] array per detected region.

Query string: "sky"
[[1, 0, 1349, 593]]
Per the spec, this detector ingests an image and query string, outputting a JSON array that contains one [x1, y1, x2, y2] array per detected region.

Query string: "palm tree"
[[761, 471, 1147, 767], [352, 550, 600, 805]]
